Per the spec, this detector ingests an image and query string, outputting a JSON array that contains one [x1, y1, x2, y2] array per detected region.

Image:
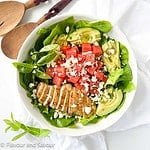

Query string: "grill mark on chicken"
[[36, 82, 96, 118]]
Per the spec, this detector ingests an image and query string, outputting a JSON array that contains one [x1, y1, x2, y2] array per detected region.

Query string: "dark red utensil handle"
[[45, 0, 72, 20], [34, 0, 48, 5]]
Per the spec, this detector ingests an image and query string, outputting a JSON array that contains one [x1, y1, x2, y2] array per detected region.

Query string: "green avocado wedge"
[[102, 40, 121, 72], [96, 88, 123, 116], [67, 28, 100, 45]]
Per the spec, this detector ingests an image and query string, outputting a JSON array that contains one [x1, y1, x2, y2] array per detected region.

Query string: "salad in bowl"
[[13, 16, 136, 135]]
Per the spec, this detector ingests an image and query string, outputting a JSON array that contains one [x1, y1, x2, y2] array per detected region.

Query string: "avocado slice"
[[56, 34, 68, 46], [96, 88, 123, 116], [67, 28, 101, 44], [102, 40, 121, 72]]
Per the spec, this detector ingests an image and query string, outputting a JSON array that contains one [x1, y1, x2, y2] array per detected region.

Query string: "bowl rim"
[[16, 14, 137, 136]]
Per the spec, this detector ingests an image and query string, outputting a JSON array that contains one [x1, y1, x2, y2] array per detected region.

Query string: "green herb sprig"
[[4, 113, 50, 141]]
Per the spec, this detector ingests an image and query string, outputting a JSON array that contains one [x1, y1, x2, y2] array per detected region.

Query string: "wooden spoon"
[[0, 0, 48, 36], [1, 0, 72, 59]]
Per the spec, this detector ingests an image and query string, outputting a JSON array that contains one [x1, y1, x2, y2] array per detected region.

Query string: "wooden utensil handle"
[[25, 0, 48, 9], [37, 0, 72, 25]]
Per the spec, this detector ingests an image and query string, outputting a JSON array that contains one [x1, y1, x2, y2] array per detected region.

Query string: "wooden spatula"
[[0, 0, 48, 36], [1, 0, 72, 59]]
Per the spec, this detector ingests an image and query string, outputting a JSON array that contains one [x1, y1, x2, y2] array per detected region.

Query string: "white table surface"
[[0, 0, 150, 149]]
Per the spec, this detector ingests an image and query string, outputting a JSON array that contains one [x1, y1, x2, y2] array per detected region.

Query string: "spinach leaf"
[[118, 64, 133, 83], [120, 43, 129, 66], [19, 73, 35, 90], [39, 44, 60, 52], [43, 16, 75, 45], [80, 115, 102, 125], [37, 51, 58, 66], [13, 62, 35, 73], [75, 20, 112, 33], [34, 32, 50, 51], [115, 64, 133, 91], [56, 118, 76, 127], [35, 69, 51, 79], [43, 25, 61, 46], [124, 81, 135, 92], [37, 28, 49, 35]]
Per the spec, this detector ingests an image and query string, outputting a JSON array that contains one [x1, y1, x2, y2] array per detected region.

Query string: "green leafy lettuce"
[[74, 20, 112, 33]]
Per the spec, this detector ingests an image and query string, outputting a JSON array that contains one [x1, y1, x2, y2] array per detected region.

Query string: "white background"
[[0, 0, 150, 149]]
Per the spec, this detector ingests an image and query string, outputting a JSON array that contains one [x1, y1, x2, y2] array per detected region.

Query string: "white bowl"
[[17, 14, 137, 136]]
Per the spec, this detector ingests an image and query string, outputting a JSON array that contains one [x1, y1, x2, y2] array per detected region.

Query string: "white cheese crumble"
[[32, 70, 36, 74], [71, 57, 78, 64], [84, 107, 91, 114], [29, 83, 34, 88], [91, 76, 97, 82], [66, 26, 70, 33], [81, 68, 87, 75], [31, 89, 37, 99], [84, 61, 93, 66], [71, 104, 77, 108], [58, 112, 64, 118], [82, 51, 92, 55], [69, 70, 77, 76], [54, 112, 59, 118], [82, 82, 89, 92]]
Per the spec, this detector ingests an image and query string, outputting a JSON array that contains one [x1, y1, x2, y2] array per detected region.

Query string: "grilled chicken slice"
[[36, 82, 96, 118]]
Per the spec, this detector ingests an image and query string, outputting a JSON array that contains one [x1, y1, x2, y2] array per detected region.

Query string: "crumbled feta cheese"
[[29, 83, 34, 88], [81, 68, 87, 75], [82, 51, 92, 55], [69, 70, 76, 76], [84, 61, 92, 66], [103, 66, 107, 72], [71, 104, 77, 108], [66, 26, 70, 33], [54, 112, 59, 118], [71, 57, 78, 64], [91, 76, 97, 82], [33, 89, 37, 94], [83, 83, 89, 92], [33, 65, 38, 69], [51, 62, 56, 67], [31, 89, 37, 99], [63, 80, 67, 84], [93, 41, 99, 46], [58, 112, 64, 118], [32, 70, 36, 74], [84, 107, 91, 114]]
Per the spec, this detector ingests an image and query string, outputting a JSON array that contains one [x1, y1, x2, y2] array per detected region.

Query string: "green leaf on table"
[[4, 119, 20, 131], [4, 113, 50, 141], [12, 132, 27, 141], [5, 126, 11, 133]]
